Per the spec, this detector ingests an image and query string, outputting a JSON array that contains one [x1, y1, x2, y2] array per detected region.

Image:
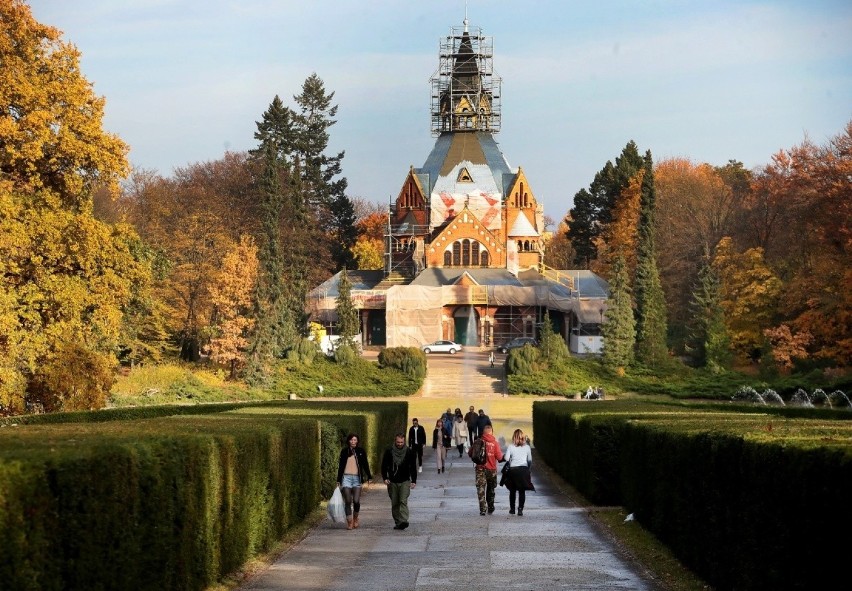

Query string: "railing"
[[539, 262, 575, 291]]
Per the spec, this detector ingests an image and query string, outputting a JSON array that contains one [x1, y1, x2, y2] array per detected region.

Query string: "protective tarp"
[[385, 286, 444, 347], [430, 184, 502, 231]]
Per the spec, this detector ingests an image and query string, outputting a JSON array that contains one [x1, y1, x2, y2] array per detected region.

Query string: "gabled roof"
[[308, 270, 385, 298], [398, 210, 419, 234], [410, 268, 524, 287]]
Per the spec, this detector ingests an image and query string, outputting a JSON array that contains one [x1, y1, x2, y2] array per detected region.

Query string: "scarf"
[[391, 444, 407, 467]]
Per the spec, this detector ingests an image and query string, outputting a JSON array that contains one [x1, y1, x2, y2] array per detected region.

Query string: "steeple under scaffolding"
[[431, 21, 501, 134]]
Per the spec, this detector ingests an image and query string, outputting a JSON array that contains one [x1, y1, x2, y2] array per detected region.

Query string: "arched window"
[[462, 239, 471, 265], [481, 251, 489, 266], [452, 241, 461, 266], [444, 250, 451, 266], [471, 242, 480, 266]]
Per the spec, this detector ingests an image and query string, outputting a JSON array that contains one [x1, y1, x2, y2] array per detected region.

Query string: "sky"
[[28, 0, 852, 223]]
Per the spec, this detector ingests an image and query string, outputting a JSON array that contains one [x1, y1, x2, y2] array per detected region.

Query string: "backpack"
[[469, 438, 487, 465]]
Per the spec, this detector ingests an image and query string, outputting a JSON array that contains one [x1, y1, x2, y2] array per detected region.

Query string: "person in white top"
[[502, 428, 534, 516], [452, 414, 469, 457]]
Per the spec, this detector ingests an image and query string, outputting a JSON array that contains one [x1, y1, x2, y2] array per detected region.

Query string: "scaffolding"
[[430, 24, 501, 135], [384, 203, 429, 278]]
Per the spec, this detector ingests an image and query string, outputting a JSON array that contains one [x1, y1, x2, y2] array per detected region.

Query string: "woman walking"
[[336, 433, 373, 530], [452, 414, 469, 457], [432, 418, 448, 473], [503, 429, 534, 516]]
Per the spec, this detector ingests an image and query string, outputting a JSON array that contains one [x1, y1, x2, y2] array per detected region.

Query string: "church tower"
[[386, 17, 544, 279]]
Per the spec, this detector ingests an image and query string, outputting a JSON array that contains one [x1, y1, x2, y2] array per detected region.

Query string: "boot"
[[346, 516, 354, 530], [353, 513, 360, 529]]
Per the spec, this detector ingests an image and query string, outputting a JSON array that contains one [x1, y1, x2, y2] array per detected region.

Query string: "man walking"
[[464, 405, 479, 440], [407, 418, 426, 473], [475, 408, 492, 440], [382, 433, 418, 530], [469, 424, 503, 515]]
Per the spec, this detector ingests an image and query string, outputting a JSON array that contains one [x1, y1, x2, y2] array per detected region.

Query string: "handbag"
[[327, 487, 346, 522], [501, 462, 510, 476]]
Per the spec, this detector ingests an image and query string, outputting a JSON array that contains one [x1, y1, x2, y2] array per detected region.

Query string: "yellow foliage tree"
[[208, 235, 258, 378], [352, 236, 384, 270], [0, 0, 129, 207], [712, 237, 782, 361]]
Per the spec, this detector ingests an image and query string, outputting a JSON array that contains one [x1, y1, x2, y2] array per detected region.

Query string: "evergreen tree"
[[567, 142, 643, 266], [538, 311, 569, 364], [634, 150, 669, 366], [601, 256, 636, 371], [687, 261, 731, 372], [293, 74, 356, 272], [335, 268, 359, 350]]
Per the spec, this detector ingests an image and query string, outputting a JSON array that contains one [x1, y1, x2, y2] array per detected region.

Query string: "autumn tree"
[[0, 1, 152, 413], [353, 210, 386, 270], [542, 218, 576, 270], [0, 0, 128, 208], [591, 170, 642, 280], [601, 256, 635, 372], [712, 237, 782, 361], [208, 236, 258, 379], [634, 151, 668, 366], [655, 158, 741, 350], [749, 123, 852, 365]]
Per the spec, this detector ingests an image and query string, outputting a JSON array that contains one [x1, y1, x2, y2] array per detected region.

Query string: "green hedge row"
[[0, 400, 408, 591], [533, 400, 852, 590]]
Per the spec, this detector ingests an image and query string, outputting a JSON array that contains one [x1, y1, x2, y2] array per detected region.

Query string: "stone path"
[[240, 446, 659, 591]]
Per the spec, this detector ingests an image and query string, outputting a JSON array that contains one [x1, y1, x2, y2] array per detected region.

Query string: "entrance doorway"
[[453, 306, 479, 346]]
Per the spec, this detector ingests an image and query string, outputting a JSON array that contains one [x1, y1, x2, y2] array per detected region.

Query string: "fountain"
[[731, 386, 766, 405]]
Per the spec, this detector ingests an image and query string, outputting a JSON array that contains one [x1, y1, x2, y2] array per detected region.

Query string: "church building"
[[308, 18, 608, 354]]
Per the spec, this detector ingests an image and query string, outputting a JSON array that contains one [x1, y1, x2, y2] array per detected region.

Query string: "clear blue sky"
[[29, 0, 852, 223]]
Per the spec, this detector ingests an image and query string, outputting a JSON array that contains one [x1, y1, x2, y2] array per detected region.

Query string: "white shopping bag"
[[327, 487, 346, 522]]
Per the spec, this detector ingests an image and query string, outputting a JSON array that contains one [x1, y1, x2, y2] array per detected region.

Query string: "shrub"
[[506, 344, 540, 376], [27, 344, 116, 412], [334, 343, 357, 366], [378, 347, 426, 380]]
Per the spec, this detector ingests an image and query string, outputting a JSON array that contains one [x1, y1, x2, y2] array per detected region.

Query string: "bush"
[[334, 343, 357, 366], [506, 344, 540, 376], [378, 347, 426, 380], [27, 344, 116, 412]]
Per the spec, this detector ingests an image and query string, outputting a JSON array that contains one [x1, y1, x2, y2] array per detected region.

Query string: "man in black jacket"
[[407, 418, 427, 473], [382, 433, 418, 530]]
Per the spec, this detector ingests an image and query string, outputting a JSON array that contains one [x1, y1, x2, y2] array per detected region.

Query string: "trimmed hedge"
[[0, 400, 408, 591], [533, 400, 852, 590]]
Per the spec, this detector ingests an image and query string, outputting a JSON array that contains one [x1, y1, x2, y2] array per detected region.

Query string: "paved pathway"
[[241, 446, 659, 591]]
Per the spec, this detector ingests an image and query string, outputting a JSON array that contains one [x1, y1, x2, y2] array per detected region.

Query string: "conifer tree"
[[634, 151, 669, 365], [335, 268, 359, 350], [687, 261, 731, 372], [601, 256, 635, 371], [567, 142, 644, 266], [538, 311, 569, 364]]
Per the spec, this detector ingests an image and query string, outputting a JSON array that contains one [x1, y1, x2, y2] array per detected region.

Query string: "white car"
[[421, 340, 463, 354]]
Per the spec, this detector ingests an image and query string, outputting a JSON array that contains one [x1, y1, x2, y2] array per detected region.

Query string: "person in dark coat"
[[475, 408, 492, 439], [464, 405, 479, 439], [381, 433, 418, 530], [407, 418, 427, 473], [336, 433, 372, 530]]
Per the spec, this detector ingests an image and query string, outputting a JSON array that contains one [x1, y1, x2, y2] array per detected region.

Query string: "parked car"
[[421, 340, 463, 354], [496, 337, 539, 354]]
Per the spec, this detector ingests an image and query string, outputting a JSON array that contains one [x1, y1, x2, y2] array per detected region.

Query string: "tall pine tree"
[[687, 261, 731, 372], [601, 255, 636, 371], [293, 74, 356, 272], [633, 150, 669, 366], [335, 267, 359, 350], [567, 142, 644, 266]]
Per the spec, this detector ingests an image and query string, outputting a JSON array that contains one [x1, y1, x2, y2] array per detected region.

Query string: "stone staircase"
[[420, 352, 505, 398]]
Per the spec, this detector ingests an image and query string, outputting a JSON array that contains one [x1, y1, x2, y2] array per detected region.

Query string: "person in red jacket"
[[469, 424, 503, 515]]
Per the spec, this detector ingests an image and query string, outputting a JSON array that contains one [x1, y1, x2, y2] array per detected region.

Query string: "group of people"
[[334, 406, 534, 530]]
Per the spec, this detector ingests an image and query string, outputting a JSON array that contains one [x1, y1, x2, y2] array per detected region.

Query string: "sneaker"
[[393, 523, 403, 530], [418, 467, 422, 473], [487, 507, 495, 514], [518, 508, 523, 516], [399, 522, 409, 530], [509, 508, 515, 515], [479, 510, 486, 516]]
